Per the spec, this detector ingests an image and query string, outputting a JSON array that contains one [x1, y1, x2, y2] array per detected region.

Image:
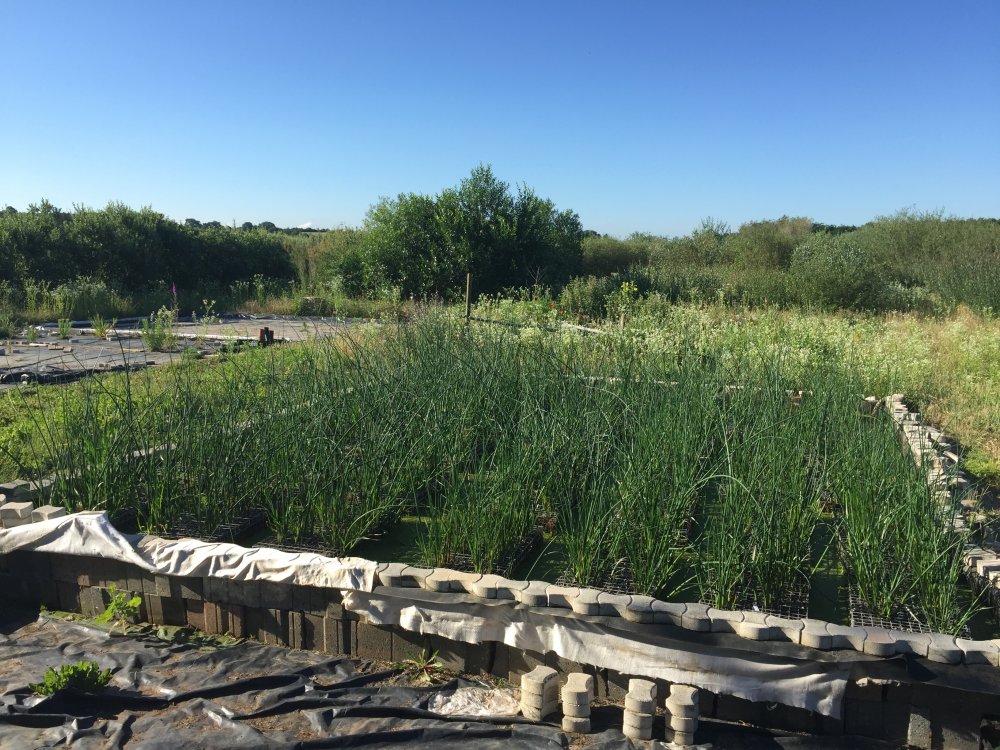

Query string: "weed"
[[31, 660, 112, 695]]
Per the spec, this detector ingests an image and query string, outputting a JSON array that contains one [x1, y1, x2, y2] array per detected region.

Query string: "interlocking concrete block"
[[736, 610, 776, 641], [800, 619, 832, 649], [622, 710, 653, 740], [521, 665, 559, 698], [926, 633, 962, 664], [545, 584, 579, 609], [376, 562, 408, 588], [623, 594, 656, 623], [570, 588, 601, 615], [422, 568, 452, 593], [561, 715, 590, 733], [562, 701, 591, 718], [707, 608, 743, 633], [30, 504, 65, 522], [665, 698, 700, 719], [668, 684, 699, 709], [651, 599, 686, 626], [399, 566, 433, 589], [628, 678, 656, 707], [680, 602, 711, 632], [446, 570, 482, 594], [827, 623, 867, 651], [667, 729, 695, 746], [596, 591, 630, 617], [561, 672, 593, 705], [890, 631, 931, 657], [521, 700, 558, 721], [956, 637, 1000, 666], [862, 628, 895, 657], [625, 693, 656, 714], [515, 580, 550, 607], [765, 615, 804, 642], [496, 577, 530, 601], [668, 715, 698, 732], [470, 573, 504, 599]]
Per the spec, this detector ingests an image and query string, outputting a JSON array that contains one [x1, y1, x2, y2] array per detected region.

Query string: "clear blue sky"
[[2, 1, 997, 236]]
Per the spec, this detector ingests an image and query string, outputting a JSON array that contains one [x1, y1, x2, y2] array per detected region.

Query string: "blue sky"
[[2, 1, 997, 236]]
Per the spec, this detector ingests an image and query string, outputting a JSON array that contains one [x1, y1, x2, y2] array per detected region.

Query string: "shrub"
[[791, 234, 888, 310]]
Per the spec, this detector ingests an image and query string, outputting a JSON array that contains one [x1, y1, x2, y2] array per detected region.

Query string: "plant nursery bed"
[[443, 528, 544, 578], [557, 559, 638, 596], [848, 581, 971, 637], [155, 509, 268, 544], [252, 534, 347, 559]]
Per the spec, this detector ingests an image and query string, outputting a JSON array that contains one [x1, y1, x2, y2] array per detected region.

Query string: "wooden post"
[[464, 273, 472, 325]]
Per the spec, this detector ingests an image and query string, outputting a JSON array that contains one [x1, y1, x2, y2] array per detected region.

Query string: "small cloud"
[[297, 222, 313, 229]]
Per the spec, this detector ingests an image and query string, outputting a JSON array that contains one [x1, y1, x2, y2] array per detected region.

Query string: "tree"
[[241, 221, 254, 231]]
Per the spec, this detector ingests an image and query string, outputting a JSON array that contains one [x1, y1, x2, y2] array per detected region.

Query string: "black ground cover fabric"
[[0, 608, 571, 749]]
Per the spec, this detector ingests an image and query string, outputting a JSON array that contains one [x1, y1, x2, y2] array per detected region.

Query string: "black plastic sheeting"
[[0, 606, 912, 749], [0, 610, 587, 750]]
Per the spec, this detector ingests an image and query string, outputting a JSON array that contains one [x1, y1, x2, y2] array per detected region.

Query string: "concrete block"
[[827, 623, 867, 650], [570, 587, 601, 615], [203, 601, 223, 634], [669, 715, 698, 732], [561, 715, 590, 733], [890, 631, 931, 657], [225, 578, 261, 608], [862, 628, 895, 657], [956, 637, 1000, 666], [561, 672, 593, 704], [597, 591, 631, 617], [907, 706, 932, 749], [392, 629, 428, 663], [176, 576, 203, 601], [288, 610, 305, 650], [620, 594, 654, 623], [508, 648, 546, 684], [184, 599, 206, 631], [0, 480, 31, 499], [521, 665, 559, 697], [545, 584, 579, 609], [926, 633, 962, 664], [257, 580, 293, 609], [625, 694, 656, 714], [515, 580, 550, 607], [707, 608, 743, 633], [356, 622, 393, 661], [470, 573, 504, 599], [495, 577, 529, 601], [666, 729, 695, 746], [465, 641, 492, 675], [665, 698, 699, 719], [427, 634, 467, 672], [669, 684, 700, 708], [31, 504, 65, 522], [622, 710, 653, 739], [57, 581, 81, 612], [681, 602, 711, 632], [521, 700, 558, 721], [736, 610, 776, 641], [628, 678, 657, 704], [399, 565, 433, 588], [421, 568, 452, 593], [0, 501, 33, 524], [376, 562, 410, 588], [800, 619, 833, 649], [446, 570, 482, 594], [652, 599, 686, 626], [246, 607, 286, 646], [79, 586, 108, 617], [765, 614, 804, 642], [562, 701, 591, 718]]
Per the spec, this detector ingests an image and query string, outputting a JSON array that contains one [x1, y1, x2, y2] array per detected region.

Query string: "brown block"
[[185, 599, 206, 631], [357, 622, 393, 661]]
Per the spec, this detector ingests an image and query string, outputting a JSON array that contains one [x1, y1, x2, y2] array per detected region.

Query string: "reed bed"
[[14, 315, 975, 628]]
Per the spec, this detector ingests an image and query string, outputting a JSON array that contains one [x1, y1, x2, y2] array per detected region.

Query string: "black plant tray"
[[157, 508, 267, 544], [848, 580, 972, 638], [730, 578, 810, 620], [109, 506, 141, 535], [557, 559, 638, 596], [444, 528, 543, 579], [253, 534, 346, 559]]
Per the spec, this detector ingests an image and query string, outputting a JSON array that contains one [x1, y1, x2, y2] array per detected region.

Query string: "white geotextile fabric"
[[0, 511, 376, 591], [343, 589, 849, 717], [1, 512, 846, 715]]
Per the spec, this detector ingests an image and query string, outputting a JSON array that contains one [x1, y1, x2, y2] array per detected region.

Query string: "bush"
[[790, 234, 889, 310]]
